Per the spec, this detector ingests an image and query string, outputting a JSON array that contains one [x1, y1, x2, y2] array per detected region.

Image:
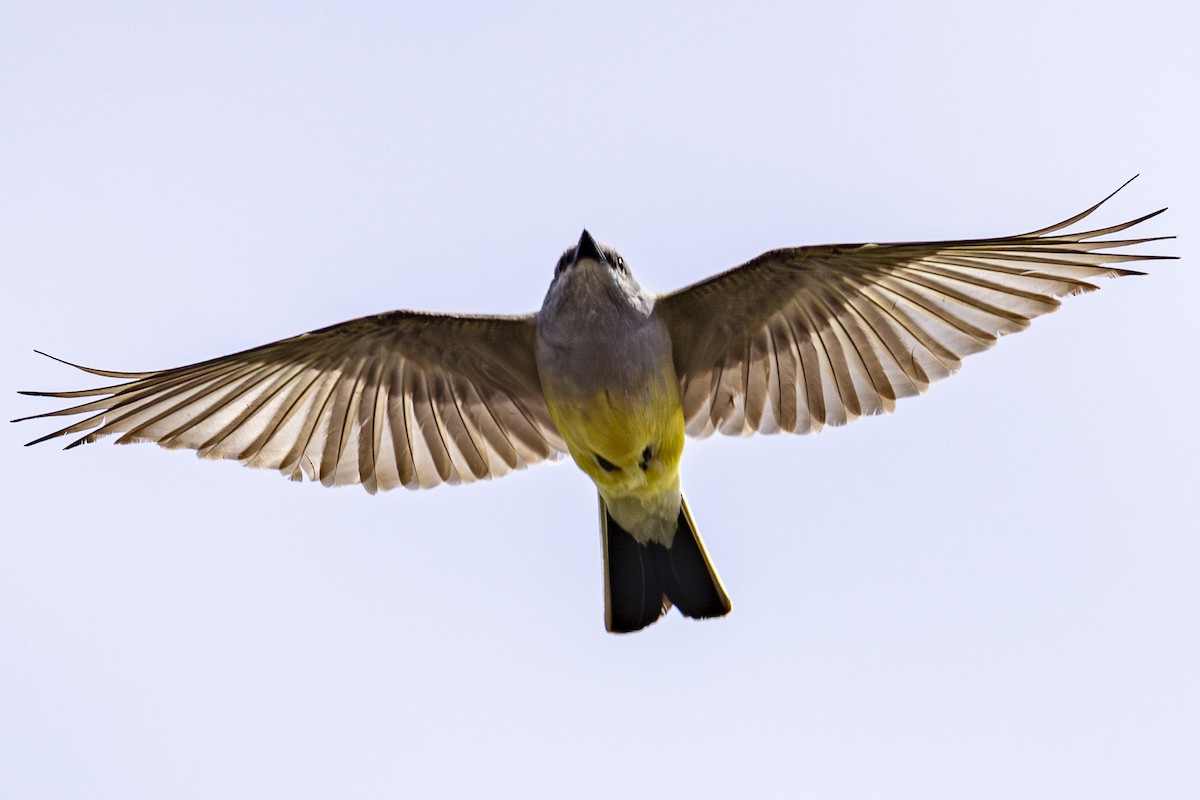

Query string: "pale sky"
[[2, 2, 1197, 798]]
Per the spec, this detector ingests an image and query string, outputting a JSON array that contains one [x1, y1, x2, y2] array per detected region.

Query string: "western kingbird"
[[16, 181, 1173, 632]]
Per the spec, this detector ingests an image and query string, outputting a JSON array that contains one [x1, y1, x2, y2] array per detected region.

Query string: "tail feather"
[[600, 495, 732, 633]]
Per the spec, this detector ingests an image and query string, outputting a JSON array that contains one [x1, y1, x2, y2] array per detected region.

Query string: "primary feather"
[[17, 313, 565, 492], [656, 180, 1172, 438]]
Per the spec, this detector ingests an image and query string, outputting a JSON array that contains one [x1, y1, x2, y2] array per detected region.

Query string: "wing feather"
[[16, 311, 566, 491], [658, 182, 1174, 438]]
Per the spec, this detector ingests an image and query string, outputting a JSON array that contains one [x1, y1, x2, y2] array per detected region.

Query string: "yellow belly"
[[543, 375, 686, 542]]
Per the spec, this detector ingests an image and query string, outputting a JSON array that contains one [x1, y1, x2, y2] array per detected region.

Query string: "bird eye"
[[616, 256, 627, 271], [639, 446, 652, 471], [554, 251, 573, 276], [595, 454, 620, 473]]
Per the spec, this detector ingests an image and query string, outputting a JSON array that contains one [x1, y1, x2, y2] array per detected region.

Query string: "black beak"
[[574, 229, 603, 265]]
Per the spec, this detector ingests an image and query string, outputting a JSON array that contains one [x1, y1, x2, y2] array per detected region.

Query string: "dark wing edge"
[[657, 179, 1176, 438], [14, 311, 567, 493]]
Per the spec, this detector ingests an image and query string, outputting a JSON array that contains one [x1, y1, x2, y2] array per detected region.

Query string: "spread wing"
[[16, 312, 566, 492], [656, 181, 1175, 438]]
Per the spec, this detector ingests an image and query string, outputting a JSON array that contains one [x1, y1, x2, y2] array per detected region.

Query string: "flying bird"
[[16, 180, 1174, 633]]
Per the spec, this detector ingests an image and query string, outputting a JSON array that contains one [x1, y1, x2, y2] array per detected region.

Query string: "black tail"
[[600, 495, 732, 633]]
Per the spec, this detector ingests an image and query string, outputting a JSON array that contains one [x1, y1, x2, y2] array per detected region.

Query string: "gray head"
[[540, 230, 654, 324], [553, 229, 629, 278]]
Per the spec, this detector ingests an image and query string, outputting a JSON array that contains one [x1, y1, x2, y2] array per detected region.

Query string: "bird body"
[[536, 232, 684, 546], [535, 232, 730, 631], [16, 180, 1174, 632]]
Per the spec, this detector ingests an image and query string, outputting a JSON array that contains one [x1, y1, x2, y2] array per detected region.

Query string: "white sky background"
[[2, 2, 1197, 798]]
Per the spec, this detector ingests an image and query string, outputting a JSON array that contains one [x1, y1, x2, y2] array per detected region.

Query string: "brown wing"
[[16, 311, 566, 493], [656, 181, 1174, 438]]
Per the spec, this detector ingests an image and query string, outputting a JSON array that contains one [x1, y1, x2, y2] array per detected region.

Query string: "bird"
[[15, 179, 1174, 633]]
